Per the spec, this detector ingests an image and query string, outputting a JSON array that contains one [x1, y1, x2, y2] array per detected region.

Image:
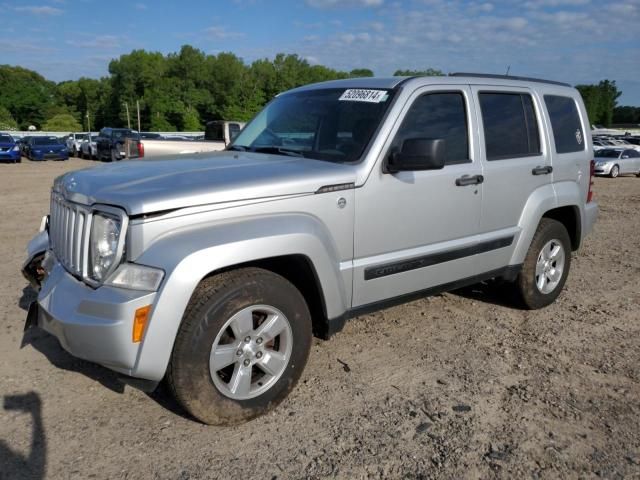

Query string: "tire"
[[610, 164, 619, 178], [515, 218, 571, 309], [168, 267, 312, 425]]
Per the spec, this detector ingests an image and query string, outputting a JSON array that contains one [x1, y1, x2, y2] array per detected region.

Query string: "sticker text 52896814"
[[339, 89, 388, 103]]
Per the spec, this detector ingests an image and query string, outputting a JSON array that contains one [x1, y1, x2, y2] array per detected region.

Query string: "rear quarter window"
[[544, 95, 585, 154]]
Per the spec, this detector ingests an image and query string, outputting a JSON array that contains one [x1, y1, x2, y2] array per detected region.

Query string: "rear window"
[[479, 92, 541, 160], [544, 95, 584, 154]]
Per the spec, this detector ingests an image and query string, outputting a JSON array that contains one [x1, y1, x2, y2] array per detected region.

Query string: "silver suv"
[[23, 74, 598, 424]]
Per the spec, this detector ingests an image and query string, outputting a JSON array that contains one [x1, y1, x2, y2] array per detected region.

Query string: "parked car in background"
[[96, 128, 144, 161], [205, 120, 245, 144], [594, 148, 640, 177], [140, 121, 244, 158], [140, 132, 164, 140], [66, 132, 89, 157], [0, 133, 22, 163], [80, 133, 99, 159], [16, 136, 30, 156], [25, 136, 69, 161]]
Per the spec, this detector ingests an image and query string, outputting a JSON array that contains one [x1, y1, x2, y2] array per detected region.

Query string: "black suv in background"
[[96, 128, 144, 161]]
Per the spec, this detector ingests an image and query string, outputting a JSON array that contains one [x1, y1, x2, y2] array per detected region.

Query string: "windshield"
[[598, 150, 622, 158], [75, 133, 88, 140], [231, 88, 395, 163], [0, 134, 13, 143], [33, 137, 63, 146]]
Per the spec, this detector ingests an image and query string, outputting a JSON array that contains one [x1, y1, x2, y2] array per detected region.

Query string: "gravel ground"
[[0, 157, 639, 480]]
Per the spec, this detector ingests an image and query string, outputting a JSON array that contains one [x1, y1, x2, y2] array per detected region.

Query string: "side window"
[[544, 95, 584, 154], [479, 92, 541, 160], [391, 92, 470, 165], [228, 123, 241, 139]]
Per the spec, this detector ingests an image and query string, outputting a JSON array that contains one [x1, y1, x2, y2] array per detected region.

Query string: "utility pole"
[[505, 65, 511, 76], [86, 111, 91, 134], [136, 100, 141, 132], [124, 102, 131, 129]]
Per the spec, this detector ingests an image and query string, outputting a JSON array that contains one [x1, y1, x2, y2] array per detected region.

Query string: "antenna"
[[505, 65, 511, 76]]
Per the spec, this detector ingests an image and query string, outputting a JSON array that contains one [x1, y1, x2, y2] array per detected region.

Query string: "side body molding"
[[131, 214, 349, 381]]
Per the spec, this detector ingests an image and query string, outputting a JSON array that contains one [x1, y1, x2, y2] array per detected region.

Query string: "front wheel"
[[610, 164, 619, 178], [516, 218, 571, 309], [168, 268, 312, 425]]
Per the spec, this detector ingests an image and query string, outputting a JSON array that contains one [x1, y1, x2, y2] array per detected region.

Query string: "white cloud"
[[66, 35, 122, 49], [134, 3, 147, 10], [205, 26, 245, 39], [306, 0, 383, 8], [13, 5, 62, 15]]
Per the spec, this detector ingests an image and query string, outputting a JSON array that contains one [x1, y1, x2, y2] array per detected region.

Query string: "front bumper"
[[594, 164, 612, 175], [0, 150, 20, 161], [30, 257, 156, 376], [32, 152, 69, 161]]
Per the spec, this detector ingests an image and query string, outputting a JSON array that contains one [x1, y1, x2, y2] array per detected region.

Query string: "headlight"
[[105, 263, 164, 291], [12, 145, 20, 151], [89, 212, 122, 281]]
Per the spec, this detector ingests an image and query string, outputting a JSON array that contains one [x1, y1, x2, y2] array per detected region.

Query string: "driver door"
[[352, 86, 485, 307]]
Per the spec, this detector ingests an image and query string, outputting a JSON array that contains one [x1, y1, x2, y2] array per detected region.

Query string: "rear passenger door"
[[471, 86, 552, 272]]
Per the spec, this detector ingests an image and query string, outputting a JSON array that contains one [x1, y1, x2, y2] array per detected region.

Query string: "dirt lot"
[[0, 157, 639, 479]]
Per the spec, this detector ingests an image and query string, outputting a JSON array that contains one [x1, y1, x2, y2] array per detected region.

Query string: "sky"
[[1, 0, 639, 106]]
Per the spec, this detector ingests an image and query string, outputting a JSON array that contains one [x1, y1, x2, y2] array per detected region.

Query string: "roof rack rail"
[[449, 72, 571, 88]]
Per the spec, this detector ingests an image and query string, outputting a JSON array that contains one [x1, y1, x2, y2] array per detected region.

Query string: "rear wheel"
[[610, 164, 619, 178], [516, 218, 571, 309], [168, 268, 312, 425]]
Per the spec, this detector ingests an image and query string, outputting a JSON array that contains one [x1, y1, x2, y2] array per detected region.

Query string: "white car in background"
[[80, 133, 98, 159], [594, 148, 640, 178], [66, 132, 89, 157]]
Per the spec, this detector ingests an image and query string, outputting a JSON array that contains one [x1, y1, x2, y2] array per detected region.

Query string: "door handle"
[[455, 174, 484, 186], [532, 165, 553, 175]]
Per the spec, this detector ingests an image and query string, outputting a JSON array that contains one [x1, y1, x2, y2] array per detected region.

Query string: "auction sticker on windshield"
[[339, 89, 388, 103]]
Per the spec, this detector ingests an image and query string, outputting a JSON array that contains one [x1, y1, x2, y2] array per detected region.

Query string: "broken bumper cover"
[[29, 259, 157, 377]]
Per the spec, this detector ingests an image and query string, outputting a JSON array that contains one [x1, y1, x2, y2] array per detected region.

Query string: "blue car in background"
[[0, 133, 22, 163], [25, 136, 69, 161]]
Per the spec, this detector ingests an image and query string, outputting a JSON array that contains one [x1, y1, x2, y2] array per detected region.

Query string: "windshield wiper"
[[250, 146, 305, 158], [227, 145, 247, 151]]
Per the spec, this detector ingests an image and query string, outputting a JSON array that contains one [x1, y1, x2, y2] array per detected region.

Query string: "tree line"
[[0, 45, 635, 132]]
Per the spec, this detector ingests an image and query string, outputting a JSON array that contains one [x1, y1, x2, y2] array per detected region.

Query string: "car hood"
[[33, 144, 66, 150], [0, 142, 16, 148], [54, 151, 356, 215]]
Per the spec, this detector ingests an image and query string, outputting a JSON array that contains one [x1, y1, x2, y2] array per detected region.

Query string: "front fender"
[[131, 213, 349, 381]]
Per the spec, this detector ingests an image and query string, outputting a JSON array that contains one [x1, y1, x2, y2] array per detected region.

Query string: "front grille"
[[0, 147, 9, 152], [49, 193, 90, 278]]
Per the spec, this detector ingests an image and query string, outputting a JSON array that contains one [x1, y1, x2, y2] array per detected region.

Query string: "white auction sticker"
[[339, 89, 388, 103]]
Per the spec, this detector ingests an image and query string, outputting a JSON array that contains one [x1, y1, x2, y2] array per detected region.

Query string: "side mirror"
[[386, 138, 446, 173]]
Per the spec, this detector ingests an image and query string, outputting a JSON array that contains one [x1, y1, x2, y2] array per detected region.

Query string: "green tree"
[[393, 68, 444, 76], [576, 80, 622, 127], [0, 106, 18, 130], [350, 68, 374, 77], [43, 113, 82, 131], [0, 65, 57, 128]]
